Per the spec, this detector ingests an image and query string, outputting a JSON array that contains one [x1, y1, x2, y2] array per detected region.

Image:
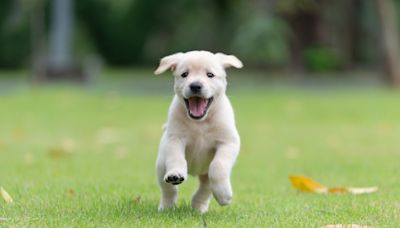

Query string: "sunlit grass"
[[0, 76, 400, 226]]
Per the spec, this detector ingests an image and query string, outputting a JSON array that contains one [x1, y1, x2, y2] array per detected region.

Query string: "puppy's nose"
[[190, 82, 203, 93]]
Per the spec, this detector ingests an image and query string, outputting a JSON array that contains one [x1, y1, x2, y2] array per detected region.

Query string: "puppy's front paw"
[[164, 170, 186, 185]]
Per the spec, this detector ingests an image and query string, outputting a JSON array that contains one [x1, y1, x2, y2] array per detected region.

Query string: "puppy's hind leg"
[[192, 174, 212, 213], [157, 161, 178, 211]]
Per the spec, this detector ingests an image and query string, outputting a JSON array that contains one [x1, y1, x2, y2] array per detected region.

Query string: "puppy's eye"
[[181, 72, 189, 78], [207, 72, 215, 78]]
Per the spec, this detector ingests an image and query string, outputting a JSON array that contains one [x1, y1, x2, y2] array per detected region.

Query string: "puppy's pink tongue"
[[188, 97, 207, 117]]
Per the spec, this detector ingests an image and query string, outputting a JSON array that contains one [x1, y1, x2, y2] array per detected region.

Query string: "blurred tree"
[[76, 0, 164, 65], [48, 0, 73, 73], [0, 0, 394, 80], [231, 14, 289, 68], [376, 0, 400, 87], [230, 0, 290, 68], [30, 0, 47, 82], [0, 0, 30, 69], [358, 0, 380, 66], [277, 0, 365, 72], [276, 0, 318, 71], [45, 0, 87, 81]]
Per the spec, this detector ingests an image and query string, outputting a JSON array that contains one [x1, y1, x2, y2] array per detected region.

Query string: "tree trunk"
[[285, 11, 319, 73], [336, 0, 361, 68], [31, 0, 47, 82], [376, 0, 400, 87], [49, 0, 73, 70], [47, 0, 84, 81]]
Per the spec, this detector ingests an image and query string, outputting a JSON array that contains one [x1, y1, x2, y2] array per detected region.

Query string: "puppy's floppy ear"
[[154, 52, 184, 75], [215, 53, 243, 69]]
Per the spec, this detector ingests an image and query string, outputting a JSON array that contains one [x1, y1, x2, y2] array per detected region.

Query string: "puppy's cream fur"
[[154, 50, 242, 213]]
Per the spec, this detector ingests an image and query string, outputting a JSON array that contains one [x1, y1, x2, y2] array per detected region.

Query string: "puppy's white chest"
[[184, 131, 216, 175]]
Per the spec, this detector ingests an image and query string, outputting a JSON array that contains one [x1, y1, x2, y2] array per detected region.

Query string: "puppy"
[[154, 50, 242, 213]]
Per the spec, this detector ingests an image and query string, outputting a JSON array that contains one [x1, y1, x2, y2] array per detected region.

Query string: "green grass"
[[1, 74, 400, 227]]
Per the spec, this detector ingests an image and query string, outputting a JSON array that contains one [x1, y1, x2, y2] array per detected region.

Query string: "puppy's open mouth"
[[184, 97, 214, 119]]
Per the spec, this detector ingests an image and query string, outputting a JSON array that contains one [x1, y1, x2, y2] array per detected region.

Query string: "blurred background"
[[2, 1, 400, 225], [0, 0, 400, 85]]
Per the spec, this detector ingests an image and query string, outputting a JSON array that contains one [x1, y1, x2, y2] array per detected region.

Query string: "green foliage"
[[153, 1, 221, 54], [303, 47, 341, 72], [76, 0, 165, 65], [358, 0, 380, 65], [276, 0, 318, 15], [0, 26, 30, 68], [231, 15, 289, 67], [0, 0, 392, 71], [0, 0, 31, 68]]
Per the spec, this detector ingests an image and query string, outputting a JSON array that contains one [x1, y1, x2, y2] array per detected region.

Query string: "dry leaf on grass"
[[289, 175, 378, 195], [0, 217, 10, 222], [67, 189, 76, 198], [48, 138, 76, 159], [48, 147, 72, 159], [327, 187, 348, 193], [1, 187, 13, 204], [289, 175, 327, 193], [132, 196, 142, 205], [346, 187, 378, 195]]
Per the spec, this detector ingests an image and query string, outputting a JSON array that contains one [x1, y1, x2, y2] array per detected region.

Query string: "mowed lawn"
[[1, 74, 400, 227]]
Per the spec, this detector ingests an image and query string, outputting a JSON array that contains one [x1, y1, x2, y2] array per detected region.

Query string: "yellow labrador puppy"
[[154, 50, 242, 213]]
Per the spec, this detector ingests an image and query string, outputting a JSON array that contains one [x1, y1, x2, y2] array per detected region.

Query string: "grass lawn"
[[1, 72, 400, 226]]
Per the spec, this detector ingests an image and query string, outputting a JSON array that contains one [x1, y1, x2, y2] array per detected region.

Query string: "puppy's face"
[[155, 51, 242, 120]]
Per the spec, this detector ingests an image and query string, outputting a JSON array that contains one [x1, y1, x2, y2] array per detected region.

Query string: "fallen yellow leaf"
[[289, 175, 377, 195], [289, 175, 327, 193], [0, 187, 13, 204], [327, 187, 348, 193]]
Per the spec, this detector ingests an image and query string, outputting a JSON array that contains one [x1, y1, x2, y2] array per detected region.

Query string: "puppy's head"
[[155, 51, 243, 121]]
